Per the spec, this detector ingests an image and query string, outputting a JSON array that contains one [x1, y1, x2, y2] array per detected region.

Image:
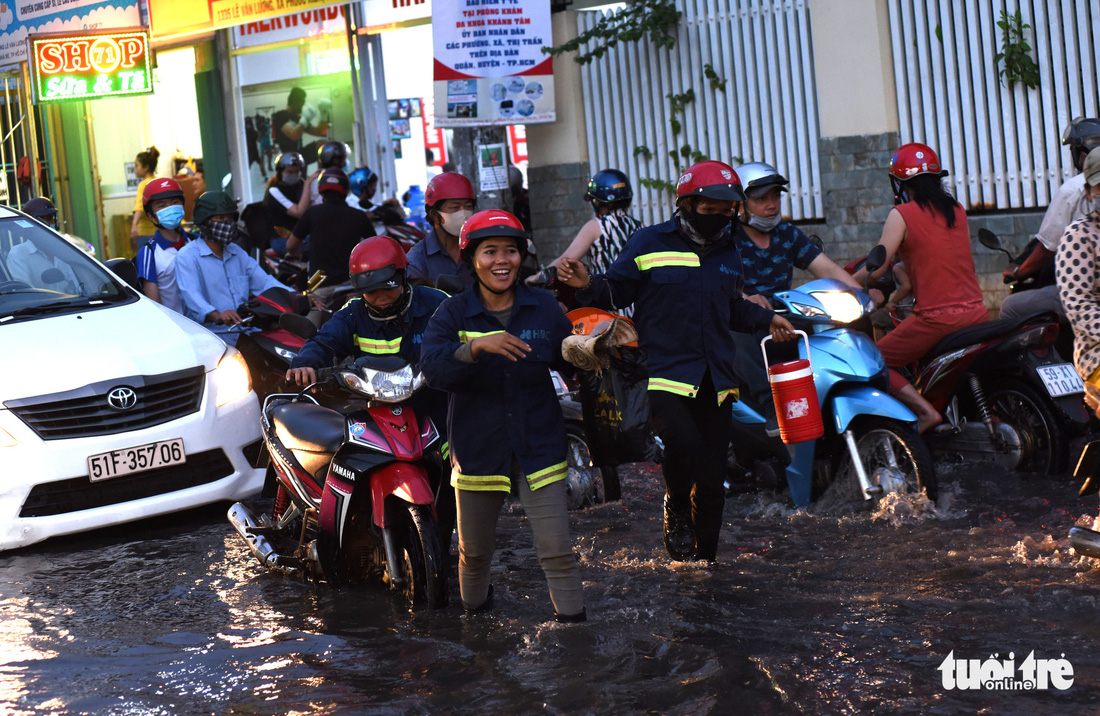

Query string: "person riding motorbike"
[[420, 209, 586, 621], [348, 165, 379, 214], [305, 141, 351, 207], [1000, 117, 1100, 320], [405, 171, 477, 291], [556, 160, 796, 563], [544, 168, 643, 276], [853, 142, 989, 433], [134, 177, 195, 313], [287, 235, 455, 544], [730, 160, 863, 433], [264, 152, 307, 254]]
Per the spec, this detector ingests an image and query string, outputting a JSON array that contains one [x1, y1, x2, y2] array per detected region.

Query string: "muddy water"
[[3, 461, 1100, 715]]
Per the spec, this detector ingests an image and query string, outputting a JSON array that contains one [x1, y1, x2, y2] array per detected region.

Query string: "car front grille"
[[5, 367, 205, 440], [18, 448, 234, 517]]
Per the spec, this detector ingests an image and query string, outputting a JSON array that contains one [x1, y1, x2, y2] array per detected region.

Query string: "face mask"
[[684, 210, 731, 239], [155, 205, 185, 230], [746, 212, 782, 233], [283, 171, 301, 185], [202, 220, 237, 246], [440, 209, 473, 236]]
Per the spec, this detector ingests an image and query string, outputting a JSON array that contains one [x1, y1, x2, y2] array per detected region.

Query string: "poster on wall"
[[0, 0, 139, 69], [432, 0, 554, 127], [239, 72, 356, 204], [478, 143, 508, 192]]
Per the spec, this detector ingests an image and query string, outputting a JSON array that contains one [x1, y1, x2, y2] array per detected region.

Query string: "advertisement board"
[[28, 29, 152, 103], [148, 0, 345, 42], [432, 0, 554, 127], [0, 0, 139, 69]]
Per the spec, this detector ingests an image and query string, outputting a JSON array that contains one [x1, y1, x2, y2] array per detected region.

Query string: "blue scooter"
[[730, 248, 937, 507]]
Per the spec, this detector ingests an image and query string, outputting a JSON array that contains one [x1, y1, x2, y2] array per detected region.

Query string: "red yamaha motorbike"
[[227, 354, 448, 608]]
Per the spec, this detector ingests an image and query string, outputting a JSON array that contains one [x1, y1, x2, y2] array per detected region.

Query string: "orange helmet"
[[675, 160, 744, 202], [567, 307, 638, 346], [458, 209, 528, 255]]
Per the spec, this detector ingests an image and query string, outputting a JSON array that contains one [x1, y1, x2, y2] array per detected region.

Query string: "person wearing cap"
[[730, 161, 862, 433], [287, 168, 375, 324], [406, 171, 477, 291], [132, 177, 195, 313], [1002, 117, 1100, 321], [556, 160, 797, 564], [421, 209, 586, 622], [1056, 146, 1100, 414], [287, 236, 455, 544], [175, 190, 284, 339]]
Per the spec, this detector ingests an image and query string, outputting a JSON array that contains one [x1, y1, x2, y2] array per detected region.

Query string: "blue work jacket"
[[577, 214, 775, 404], [421, 283, 573, 493]]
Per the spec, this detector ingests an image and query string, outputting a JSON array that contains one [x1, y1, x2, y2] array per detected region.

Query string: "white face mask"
[[746, 212, 782, 233], [440, 209, 473, 237]]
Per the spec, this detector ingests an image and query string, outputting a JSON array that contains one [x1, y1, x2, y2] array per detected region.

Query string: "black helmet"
[[23, 197, 57, 222], [1062, 117, 1100, 172], [584, 169, 633, 203], [275, 152, 305, 174], [318, 141, 350, 169], [318, 168, 349, 196], [193, 191, 239, 226]]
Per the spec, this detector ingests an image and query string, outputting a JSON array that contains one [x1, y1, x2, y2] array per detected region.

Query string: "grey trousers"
[[999, 284, 1065, 321], [456, 477, 585, 617]]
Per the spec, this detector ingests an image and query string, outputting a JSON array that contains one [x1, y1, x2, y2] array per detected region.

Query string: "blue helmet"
[[584, 168, 633, 204], [349, 166, 377, 198]]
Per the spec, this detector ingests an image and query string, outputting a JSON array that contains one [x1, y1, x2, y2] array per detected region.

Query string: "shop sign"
[[148, 0, 346, 42], [432, 0, 555, 127], [359, 0, 431, 35], [28, 30, 152, 103], [0, 0, 139, 69]]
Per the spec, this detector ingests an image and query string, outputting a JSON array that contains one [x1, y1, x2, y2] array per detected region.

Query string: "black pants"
[[648, 372, 733, 559]]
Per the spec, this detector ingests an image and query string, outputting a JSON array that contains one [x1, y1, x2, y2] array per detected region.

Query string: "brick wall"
[[527, 161, 591, 263]]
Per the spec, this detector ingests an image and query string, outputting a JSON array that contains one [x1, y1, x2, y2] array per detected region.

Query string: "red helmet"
[[424, 171, 475, 208], [349, 236, 408, 291], [889, 143, 947, 180], [458, 209, 528, 254], [675, 160, 745, 202], [318, 168, 349, 196], [142, 177, 184, 212]]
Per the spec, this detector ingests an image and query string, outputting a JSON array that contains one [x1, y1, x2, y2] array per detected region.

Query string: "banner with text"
[[432, 0, 554, 127], [0, 0, 138, 69], [359, 0, 430, 35], [148, 0, 344, 43]]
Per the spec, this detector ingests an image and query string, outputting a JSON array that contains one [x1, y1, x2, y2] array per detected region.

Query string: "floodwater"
[[3, 460, 1100, 715]]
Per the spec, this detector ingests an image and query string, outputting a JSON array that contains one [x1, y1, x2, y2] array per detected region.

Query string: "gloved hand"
[[300, 102, 319, 129], [316, 98, 332, 126]]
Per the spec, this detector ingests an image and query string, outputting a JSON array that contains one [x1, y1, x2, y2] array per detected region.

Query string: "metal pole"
[[4, 76, 20, 209], [21, 63, 40, 198], [344, 3, 367, 167], [83, 101, 108, 255]]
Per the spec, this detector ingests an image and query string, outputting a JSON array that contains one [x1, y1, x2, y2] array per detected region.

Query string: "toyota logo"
[[106, 387, 138, 411]]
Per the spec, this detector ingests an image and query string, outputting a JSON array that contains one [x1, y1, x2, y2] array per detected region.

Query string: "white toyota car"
[[0, 205, 265, 550]]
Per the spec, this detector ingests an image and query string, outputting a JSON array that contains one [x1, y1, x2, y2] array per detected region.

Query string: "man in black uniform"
[[287, 168, 375, 325]]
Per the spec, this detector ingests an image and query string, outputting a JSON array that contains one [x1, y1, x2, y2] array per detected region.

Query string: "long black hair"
[[895, 173, 960, 228]]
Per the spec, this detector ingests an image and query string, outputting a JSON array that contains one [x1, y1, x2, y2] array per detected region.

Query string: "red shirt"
[[896, 202, 985, 314]]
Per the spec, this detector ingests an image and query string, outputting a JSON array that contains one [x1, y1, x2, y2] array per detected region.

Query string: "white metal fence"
[[577, 0, 822, 226], [889, 0, 1099, 211]]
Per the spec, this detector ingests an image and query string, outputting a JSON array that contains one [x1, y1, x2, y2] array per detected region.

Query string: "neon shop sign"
[[29, 30, 153, 103]]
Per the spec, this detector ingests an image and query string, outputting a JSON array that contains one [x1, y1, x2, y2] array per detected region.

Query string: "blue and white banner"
[[0, 0, 139, 69]]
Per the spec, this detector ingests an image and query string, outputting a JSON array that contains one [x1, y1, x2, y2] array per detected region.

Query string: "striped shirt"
[[592, 210, 642, 275]]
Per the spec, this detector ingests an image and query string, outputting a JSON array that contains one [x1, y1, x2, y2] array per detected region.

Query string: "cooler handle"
[[760, 330, 811, 372]]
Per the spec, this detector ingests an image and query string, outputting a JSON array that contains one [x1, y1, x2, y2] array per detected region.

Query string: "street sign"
[[28, 30, 153, 104]]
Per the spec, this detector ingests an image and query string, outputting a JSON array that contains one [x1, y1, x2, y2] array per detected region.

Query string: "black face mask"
[[684, 210, 731, 239]]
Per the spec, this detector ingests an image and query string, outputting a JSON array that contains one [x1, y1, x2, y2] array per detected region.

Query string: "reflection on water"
[[2, 464, 1100, 714]]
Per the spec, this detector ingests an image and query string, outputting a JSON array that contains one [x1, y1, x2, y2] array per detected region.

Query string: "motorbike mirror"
[[305, 271, 326, 294], [864, 244, 888, 275], [278, 312, 317, 339], [977, 228, 1014, 259], [221, 173, 232, 190]]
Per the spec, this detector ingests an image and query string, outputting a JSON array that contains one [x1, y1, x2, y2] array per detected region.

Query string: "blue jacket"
[[291, 285, 450, 446], [421, 283, 572, 493], [577, 214, 775, 403]]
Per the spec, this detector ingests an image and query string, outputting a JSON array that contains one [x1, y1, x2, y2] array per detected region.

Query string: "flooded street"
[[4, 459, 1100, 715]]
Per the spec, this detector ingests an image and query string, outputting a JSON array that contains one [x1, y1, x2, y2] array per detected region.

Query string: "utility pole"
[[451, 126, 513, 212]]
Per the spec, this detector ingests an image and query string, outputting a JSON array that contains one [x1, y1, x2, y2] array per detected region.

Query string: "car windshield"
[[0, 211, 130, 320]]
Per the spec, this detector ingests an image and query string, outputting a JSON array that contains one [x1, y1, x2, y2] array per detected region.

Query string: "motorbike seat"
[[923, 311, 1058, 361], [272, 402, 345, 453]]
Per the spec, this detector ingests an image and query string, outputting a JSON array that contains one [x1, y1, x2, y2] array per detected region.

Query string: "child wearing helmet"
[[853, 142, 989, 433], [134, 177, 194, 313], [287, 236, 455, 544], [556, 160, 796, 564], [420, 209, 586, 622], [406, 171, 477, 291], [1000, 117, 1100, 321]]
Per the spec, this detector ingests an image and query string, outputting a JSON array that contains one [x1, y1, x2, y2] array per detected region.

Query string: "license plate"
[[1036, 363, 1084, 397], [87, 438, 186, 482]]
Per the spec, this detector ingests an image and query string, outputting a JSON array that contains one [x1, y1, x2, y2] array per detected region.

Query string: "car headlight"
[[339, 364, 424, 402], [213, 349, 253, 407], [809, 290, 864, 323]]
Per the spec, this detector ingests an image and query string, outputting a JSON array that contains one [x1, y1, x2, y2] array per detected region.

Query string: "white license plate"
[[1037, 364, 1085, 398], [87, 438, 186, 482]]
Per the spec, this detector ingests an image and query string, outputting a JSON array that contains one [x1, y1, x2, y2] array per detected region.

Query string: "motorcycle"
[[227, 354, 448, 608], [233, 285, 320, 401], [1070, 441, 1100, 558], [729, 254, 937, 508], [861, 244, 1090, 475]]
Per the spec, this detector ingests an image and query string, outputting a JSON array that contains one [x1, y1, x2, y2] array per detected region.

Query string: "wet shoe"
[[663, 496, 695, 561], [555, 608, 587, 623], [462, 584, 494, 615]]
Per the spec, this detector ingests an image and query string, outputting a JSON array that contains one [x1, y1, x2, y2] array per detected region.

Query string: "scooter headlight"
[[809, 290, 864, 323], [340, 364, 425, 402]]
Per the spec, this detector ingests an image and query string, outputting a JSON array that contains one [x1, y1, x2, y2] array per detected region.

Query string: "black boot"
[[462, 584, 494, 616], [663, 495, 695, 561]]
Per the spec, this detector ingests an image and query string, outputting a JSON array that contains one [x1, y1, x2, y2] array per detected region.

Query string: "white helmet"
[[735, 161, 788, 198]]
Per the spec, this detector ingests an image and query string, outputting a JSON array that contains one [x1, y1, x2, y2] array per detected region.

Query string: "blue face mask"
[[155, 205, 185, 230]]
